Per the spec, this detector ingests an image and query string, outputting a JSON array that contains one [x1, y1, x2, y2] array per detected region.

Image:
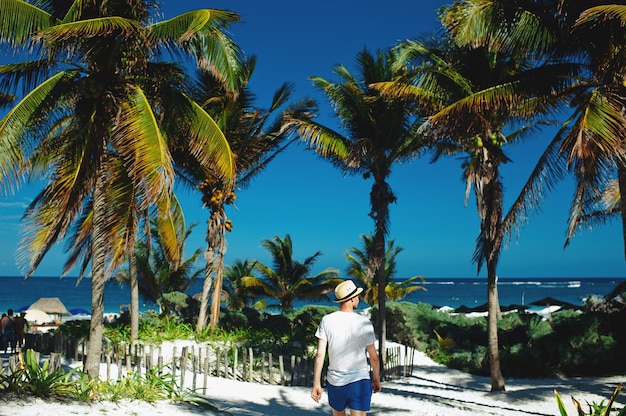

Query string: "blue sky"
[[0, 0, 623, 279]]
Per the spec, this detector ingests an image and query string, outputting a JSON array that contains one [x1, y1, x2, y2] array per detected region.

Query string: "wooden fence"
[[5, 332, 416, 391]]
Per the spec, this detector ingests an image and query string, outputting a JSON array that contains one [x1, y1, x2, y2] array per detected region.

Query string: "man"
[[1, 309, 17, 353], [13, 312, 27, 349], [311, 280, 381, 416]]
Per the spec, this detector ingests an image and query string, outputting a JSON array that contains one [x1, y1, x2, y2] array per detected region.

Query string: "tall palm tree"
[[377, 26, 570, 389], [174, 58, 316, 333], [437, 3, 626, 391], [0, 0, 239, 376], [284, 48, 425, 367], [345, 233, 425, 306], [241, 234, 340, 312]]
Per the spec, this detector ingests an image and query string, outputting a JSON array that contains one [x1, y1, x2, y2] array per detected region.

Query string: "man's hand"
[[311, 385, 323, 403], [372, 378, 382, 393]]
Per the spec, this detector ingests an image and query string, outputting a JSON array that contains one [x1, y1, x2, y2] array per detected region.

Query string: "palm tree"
[[283, 48, 425, 367], [240, 234, 340, 312], [345, 233, 425, 306], [377, 25, 570, 389], [174, 58, 316, 333], [0, 0, 239, 376], [437, 3, 626, 391], [223, 259, 263, 310]]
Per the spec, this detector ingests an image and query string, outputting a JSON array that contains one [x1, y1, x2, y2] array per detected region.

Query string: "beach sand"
[[1, 343, 624, 416]]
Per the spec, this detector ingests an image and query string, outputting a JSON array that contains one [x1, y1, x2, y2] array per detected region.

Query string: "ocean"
[[0, 276, 623, 316]]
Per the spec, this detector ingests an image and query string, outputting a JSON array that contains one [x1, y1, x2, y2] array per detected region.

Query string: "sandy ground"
[[1, 343, 624, 416]]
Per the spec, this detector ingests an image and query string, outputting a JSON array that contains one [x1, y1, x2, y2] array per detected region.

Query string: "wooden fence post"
[[268, 353, 273, 385], [242, 348, 248, 382], [203, 355, 210, 393], [278, 355, 285, 385], [180, 346, 188, 389], [290, 355, 296, 386], [248, 348, 253, 382]]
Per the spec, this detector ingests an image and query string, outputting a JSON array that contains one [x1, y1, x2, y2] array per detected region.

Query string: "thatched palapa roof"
[[28, 297, 70, 315]]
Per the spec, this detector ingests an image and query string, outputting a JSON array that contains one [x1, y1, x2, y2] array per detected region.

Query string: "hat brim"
[[334, 287, 363, 303]]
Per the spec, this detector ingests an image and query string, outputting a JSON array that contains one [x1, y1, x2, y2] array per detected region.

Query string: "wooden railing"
[[7, 332, 416, 390]]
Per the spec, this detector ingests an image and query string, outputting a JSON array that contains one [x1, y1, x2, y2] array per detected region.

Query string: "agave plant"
[[555, 384, 625, 416]]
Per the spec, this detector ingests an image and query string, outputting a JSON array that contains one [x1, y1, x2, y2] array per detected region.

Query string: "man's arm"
[[366, 343, 382, 393], [311, 337, 327, 402]]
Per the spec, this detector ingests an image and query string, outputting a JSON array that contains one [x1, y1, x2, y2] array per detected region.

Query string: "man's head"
[[334, 280, 363, 303]]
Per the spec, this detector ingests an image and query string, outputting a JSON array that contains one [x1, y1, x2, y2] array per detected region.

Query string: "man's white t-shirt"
[[315, 310, 377, 386]]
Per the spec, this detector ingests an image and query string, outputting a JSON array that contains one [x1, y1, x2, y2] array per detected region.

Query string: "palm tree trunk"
[[487, 267, 504, 391], [209, 254, 224, 333], [197, 210, 221, 333], [85, 163, 108, 378], [209, 222, 227, 334], [375, 255, 387, 376], [196, 246, 213, 332], [129, 252, 139, 342], [370, 177, 394, 376], [617, 165, 626, 261], [476, 145, 505, 391]]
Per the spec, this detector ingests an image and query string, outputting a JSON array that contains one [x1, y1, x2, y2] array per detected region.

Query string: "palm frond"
[[576, 5, 626, 27], [443, 0, 557, 56], [114, 85, 175, 202], [149, 9, 238, 43], [0, 0, 59, 46], [502, 123, 568, 243], [191, 29, 244, 93], [182, 97, 234, 187], [283, 116, 350, 160], [154, 193, 184, 268], [0, 71, 70, 191], [37, 16, 138, 43]]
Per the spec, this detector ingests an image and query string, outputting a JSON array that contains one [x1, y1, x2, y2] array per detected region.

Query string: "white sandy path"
[[1, 345, 624, 415]]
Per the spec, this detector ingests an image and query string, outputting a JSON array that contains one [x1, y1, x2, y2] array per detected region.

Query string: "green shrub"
[[0, 350, 76, 398]]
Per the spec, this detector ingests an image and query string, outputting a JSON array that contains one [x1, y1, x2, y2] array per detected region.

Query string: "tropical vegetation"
[[113, 218, 203, 313], [239, 234, 341, 312], [345, 233, 425, 305], [1, 0, 625, 396]]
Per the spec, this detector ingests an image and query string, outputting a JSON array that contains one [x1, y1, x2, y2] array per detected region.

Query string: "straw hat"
[[334, 280, 363, 303]]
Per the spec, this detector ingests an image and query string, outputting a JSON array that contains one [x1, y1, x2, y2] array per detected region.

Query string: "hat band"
[[336, 287, 359, 302]]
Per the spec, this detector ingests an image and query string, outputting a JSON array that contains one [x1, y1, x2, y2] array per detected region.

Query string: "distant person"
[[13, 313, 27, 349], [311, 280, 381, 416], [1, 309, 17, 353], [0, 313, 5, 351]]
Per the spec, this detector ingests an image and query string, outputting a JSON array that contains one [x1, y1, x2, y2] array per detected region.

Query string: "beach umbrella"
[[502, 304, 530, 313], [530, 296, 577, 309], [24, 309, 53, 324], [28, 297, 70, 315], [69, 308, 91, 316], [469, 303, 489, 313], [15, 305, 30, 313]]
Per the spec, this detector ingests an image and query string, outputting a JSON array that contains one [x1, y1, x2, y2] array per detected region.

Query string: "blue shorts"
[[327, 379, 372, 412]]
